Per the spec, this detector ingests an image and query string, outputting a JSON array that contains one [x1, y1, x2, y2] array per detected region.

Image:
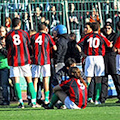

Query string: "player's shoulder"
[[19, 29, 29, 36], [43, 32, 53, 39]]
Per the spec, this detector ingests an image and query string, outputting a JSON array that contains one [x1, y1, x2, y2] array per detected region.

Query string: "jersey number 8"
[[13, 34, 21, 45]]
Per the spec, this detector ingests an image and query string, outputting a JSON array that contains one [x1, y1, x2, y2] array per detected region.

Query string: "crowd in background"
[[0, 0, 120, 109]]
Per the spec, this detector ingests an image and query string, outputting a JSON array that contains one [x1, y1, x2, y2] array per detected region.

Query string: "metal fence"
[[0, 0, 120, 35]]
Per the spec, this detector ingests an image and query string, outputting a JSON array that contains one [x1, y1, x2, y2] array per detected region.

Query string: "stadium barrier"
[[0, 0, 119, 97], [0, 0, 120, 34]]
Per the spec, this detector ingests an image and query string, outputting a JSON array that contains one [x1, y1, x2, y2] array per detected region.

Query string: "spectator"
[[0, 27, 10, 105], [69, 3, 80, 42], [65, 32, 81, 63], [32, 6, 45, 30], [78, 22, 113, 105], [5, 17, 11, 32], [22, 12, 30, 32], [114, 21, 120, 75], [50, 5, 60, 32], [45, 67, 87, 109], [100, 21, 120, 103], [30, 23, 57, 104], [54, 24, 69, 73], [6, 18, 37, 108]]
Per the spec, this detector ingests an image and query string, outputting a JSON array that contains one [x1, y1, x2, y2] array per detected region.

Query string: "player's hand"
[[112, 47, 117, 52], [109, 41, 113, 48]]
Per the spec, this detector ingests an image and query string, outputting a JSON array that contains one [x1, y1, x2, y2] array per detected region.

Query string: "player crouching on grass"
[[45, 67, 87, 109]]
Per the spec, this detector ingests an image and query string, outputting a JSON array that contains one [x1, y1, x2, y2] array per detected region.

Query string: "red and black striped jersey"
[[30, 32, 55, 65], [77, 33, 111, 56], [6, 29, 31, 67], [60, 78, 87, 109]]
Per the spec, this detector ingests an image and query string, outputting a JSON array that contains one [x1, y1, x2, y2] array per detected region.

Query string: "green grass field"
[[0, 98, 120, 120]]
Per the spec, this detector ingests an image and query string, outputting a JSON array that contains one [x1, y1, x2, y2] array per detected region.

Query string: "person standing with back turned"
[[6, 18, 36, 108], [77, 22, 113, 104], [30, 24, 57, 104]]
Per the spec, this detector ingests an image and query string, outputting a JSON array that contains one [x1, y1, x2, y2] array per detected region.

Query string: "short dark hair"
[[91, 22, 99, 31], [116, 21, 120, 30], [38, 23, 46, 31], [85, 22, 92, 28], [65, 58, 76, 67], [12, 17, 21, 27]]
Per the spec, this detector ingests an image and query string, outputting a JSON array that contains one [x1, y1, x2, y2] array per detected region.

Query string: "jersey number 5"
[[35, 35, 42, 45], [13, 34, 21, 45], [87, 37, 100, 48]]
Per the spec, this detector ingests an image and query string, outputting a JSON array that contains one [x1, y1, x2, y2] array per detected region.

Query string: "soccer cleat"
[[95, 101, 101, 105], [31, 103, 41, 108], [44, 103, 54, 109], [18, 103, 24, 109], [60, 105, 67, 109], [44, 100, 49, 105], [37, 99, 44, 105], [87, 98, 94, 103]]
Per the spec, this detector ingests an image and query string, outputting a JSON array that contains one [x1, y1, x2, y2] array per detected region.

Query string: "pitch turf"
[[0, 98, 120, 120]]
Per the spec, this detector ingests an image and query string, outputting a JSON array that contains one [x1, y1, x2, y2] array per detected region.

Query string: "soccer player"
[[30, 23, 57, 104], [77, 22, 113, 104], [6, 18, 36, 108], [45, 67, 87, 109]]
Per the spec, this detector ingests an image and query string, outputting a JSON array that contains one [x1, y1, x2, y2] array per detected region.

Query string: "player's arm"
[[49, 34, 57, 51], [103, 35, 113, 48]]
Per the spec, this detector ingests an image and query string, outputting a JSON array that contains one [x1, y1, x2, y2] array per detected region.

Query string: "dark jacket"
[[105, 32, 118, 55], [51, 66, 69, 86], [104, 31, 118, 74], [65, 40, 81, 63], [54, 34, 69, 64]]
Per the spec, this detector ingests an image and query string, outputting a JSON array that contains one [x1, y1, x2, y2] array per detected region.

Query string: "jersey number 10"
[[87, 37, 100, 48]]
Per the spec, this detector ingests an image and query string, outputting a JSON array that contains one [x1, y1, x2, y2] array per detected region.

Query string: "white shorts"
[[85, 56, 105, 77], [10, 64, 32, 77], [116, 55, 120, 75], [64, 96, 80, 109], [31, 64, 51, 78]]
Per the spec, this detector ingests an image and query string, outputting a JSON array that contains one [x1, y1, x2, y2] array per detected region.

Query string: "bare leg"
[[43, 76, 49, 92], [43, 76, 50, 104]]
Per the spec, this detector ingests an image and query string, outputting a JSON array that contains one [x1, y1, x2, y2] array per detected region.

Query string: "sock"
[[28, 82, 36, 104], [14, 83, 23, 104], [87, 82, 90, 91], [95, 83, 101, 101], [49, 93, 59, 108], [45, 91, 49, 102], [88, 98, 92, 101]]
